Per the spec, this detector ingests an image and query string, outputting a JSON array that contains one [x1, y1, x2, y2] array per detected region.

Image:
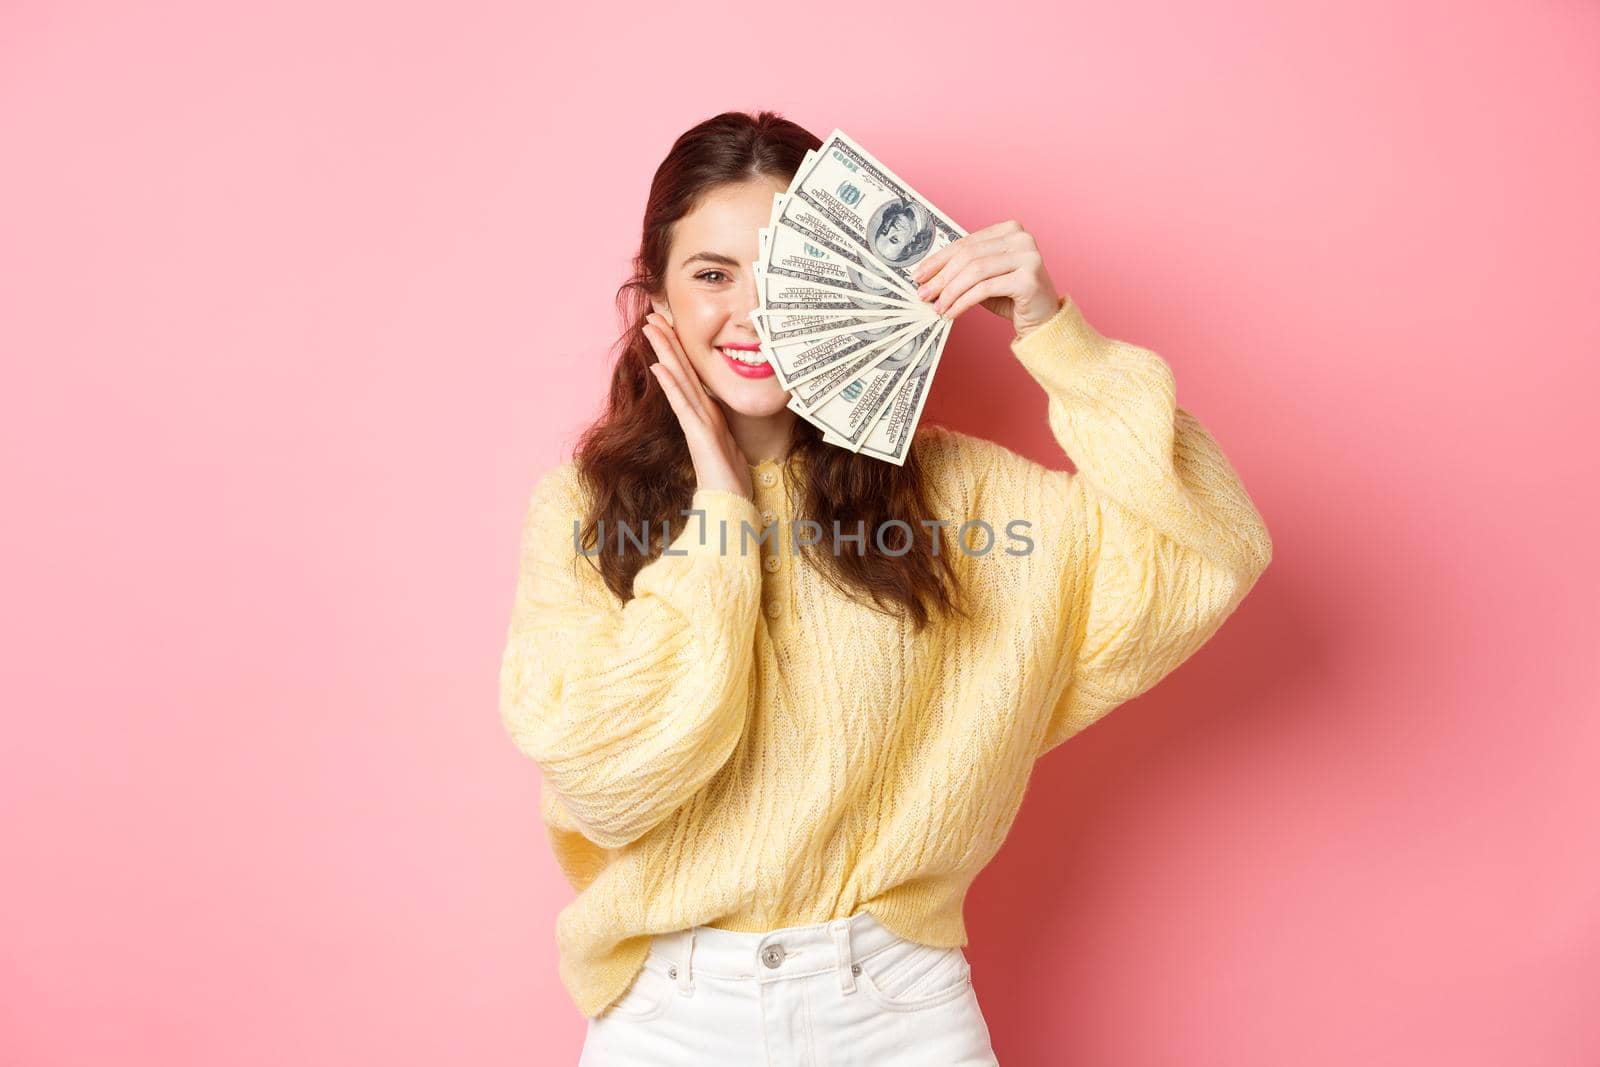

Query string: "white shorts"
[[577, 910, 1000, 1066]]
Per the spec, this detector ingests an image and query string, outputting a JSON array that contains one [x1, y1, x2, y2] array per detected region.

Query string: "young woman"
[[499, 111, 1273, 1065]]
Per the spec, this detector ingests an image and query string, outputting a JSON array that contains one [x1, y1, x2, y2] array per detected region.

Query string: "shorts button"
[[761, 944, 786, 968]]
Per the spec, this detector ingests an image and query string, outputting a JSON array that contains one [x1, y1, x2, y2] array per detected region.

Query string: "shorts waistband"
[[645, 911, 907, 996]]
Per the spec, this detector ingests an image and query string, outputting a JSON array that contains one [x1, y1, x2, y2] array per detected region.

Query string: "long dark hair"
[[572, 110, 968, 630]]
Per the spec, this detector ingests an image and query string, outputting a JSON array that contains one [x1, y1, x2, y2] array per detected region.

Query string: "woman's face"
[[651, 177, 791, 418]]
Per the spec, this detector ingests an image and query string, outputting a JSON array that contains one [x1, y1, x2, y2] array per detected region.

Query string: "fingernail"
[[917, 283, 932, 299]]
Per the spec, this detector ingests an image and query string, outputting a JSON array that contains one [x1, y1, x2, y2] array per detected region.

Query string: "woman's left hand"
[[908, 220, 1064, 339]]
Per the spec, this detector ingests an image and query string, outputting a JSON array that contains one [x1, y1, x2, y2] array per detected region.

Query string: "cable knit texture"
[[499, 296, 1273, 1018]]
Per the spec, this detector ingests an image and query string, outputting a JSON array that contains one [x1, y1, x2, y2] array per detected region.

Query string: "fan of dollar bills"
[[749, 128, 966, 466]]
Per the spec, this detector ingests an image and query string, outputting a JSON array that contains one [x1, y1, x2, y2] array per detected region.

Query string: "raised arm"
[[1011, 296, 1274, 757], [498, 462, 764, 847]]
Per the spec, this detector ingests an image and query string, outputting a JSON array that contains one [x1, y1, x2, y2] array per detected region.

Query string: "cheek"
[[675, 294, 724, 344], [671, 294, 734, 372]]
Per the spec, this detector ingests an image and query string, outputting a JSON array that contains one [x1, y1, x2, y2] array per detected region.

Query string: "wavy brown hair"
[[572, 110, 969, 631]]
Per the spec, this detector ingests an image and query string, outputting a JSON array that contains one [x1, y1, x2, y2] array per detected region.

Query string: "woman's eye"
[[696, 270, 729, 283]]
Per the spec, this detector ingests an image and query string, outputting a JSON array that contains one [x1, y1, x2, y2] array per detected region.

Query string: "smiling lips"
[[717, 344, 775, 379]]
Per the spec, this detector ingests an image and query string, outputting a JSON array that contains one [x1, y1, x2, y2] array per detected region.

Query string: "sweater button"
[[763, 555, 781, 573], [764, 599, 781, 620], [759, 470, 777, 486], [761, 944, 786, 968], [760, 510, 777, 526]]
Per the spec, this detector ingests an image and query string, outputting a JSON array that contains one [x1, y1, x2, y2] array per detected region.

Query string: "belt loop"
[[676, 927, 696, 994], [830, 917, 857, 995]]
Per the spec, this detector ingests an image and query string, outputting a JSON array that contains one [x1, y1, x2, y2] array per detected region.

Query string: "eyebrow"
[[680, 251, 743, 269]]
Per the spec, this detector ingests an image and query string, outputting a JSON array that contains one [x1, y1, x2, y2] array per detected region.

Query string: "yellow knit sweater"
[[499, 296, 1273, 1018]]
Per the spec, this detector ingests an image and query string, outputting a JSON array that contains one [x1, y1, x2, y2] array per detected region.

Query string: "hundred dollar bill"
[[749, 312, 912, 388], [750, 307, 918, 349], [771, 197, 921, 300], [857, 318, 951, 465], [825, 318, 949, 455], [756, 232, 917, 310], [785, 319, 926, 411], [754, 132, 966, 463], [761, 202, 917, 305], [786, 342, 893, 412], [760, 316, 922, 392], [755, 263, 913, 314], [791, 149, 817, 189], [785, 129, 968, 300], [799, 321, 943, 449], [758, 197, 916, 306]]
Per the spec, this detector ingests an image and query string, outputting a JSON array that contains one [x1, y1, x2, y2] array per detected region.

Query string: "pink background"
[[3, 1, 1597, 1064]]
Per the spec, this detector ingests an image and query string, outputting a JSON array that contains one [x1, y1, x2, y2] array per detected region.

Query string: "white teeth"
[[719, 346, 767, 366]]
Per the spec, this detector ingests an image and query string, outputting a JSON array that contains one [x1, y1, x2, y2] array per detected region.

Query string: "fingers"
[[911, 235, 992, 293], [909, 220, 1024, 288], [931, 252, 1020, 316], [942, 269, 1022, 320], [646, 312, 711, 402], [648, 361, 694, 426], [912, 236, 1011, 306], [643, 316, 746, 492], [642, 315, 738, 447], [642, 316, 697, 401], [962, 218, 1026, 245], [642, 320, 710, 426], [646, 313, 725, 430]]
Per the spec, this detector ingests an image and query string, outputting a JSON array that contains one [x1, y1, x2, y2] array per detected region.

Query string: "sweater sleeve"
[[497, 462, 766, 847], [1009, 297, 1274, 758]]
